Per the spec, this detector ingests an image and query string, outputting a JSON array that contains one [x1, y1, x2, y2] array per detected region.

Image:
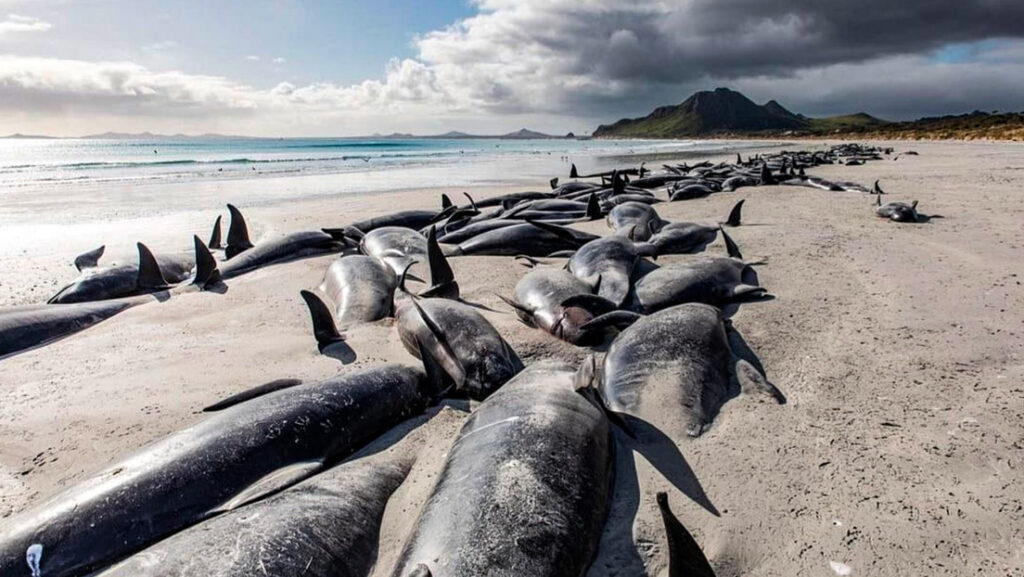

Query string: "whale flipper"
[[212, 460, 323, 513], [300, 290, 345, 352], [203, 378, 305, 412], [74, 245, 105, 271], [136, 243, 168, 291], [656, 492, 717, 577], [225, 204, 254, 259]]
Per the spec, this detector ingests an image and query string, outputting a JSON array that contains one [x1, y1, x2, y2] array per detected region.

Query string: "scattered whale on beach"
[[446, 220, 599, 257], [874, 187, 921, 222], [219, 204, 343, 279], [499, 267, 615, 346], [3, 238, 220, 360], [319, 255, 398, 325], [632, 256, 767, 313], [591, 303, 785, 437], [391, 362, 613, 577], [568, 236, 654, 307], [0, 363, 431, 577], [395, 293, 521, 400]]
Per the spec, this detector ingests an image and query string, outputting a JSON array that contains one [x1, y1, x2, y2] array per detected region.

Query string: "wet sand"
[[1, 140, 1022, 575]]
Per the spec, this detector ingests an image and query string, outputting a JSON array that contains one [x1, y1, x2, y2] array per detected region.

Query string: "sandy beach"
[[1, 139, 1022, 575]]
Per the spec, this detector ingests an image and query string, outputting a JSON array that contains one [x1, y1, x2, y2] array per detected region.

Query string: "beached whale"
[[0, 364, 431, 577], [95, 415, 431, 577], [499, 268, 615, 346], [592, 303, 784, 437], [218, 204, 342, 279], [875, 194, 920, 222], [356, 226, 428, 274], [395, 296, 521, 400], [319, 254, 398, 324], [446, 221, 599, 257], [607, 201, 667, 241], [3, 238, 219, 360], [48, 243, 191, 304], [391, 362, 613, 577], [568, 236, 653, 307], [644, 201, 744, 257], [632, 256, 766, 313]]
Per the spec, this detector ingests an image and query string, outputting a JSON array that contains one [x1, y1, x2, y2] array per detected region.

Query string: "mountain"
[[0, 133, 58, 139], [499, 128, 557, 139], [594, 88, 810, 137]]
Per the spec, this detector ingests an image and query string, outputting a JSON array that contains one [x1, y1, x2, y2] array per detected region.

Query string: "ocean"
[[0, 136, 766, 194]]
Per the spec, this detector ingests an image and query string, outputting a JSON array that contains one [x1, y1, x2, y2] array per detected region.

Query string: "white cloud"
[[0, 13, 51, 34], [272, 57, 286, 64], [244, 55, 260, 62]]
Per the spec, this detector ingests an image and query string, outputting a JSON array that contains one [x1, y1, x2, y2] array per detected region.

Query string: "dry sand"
[[1, 140, 1022, 575]]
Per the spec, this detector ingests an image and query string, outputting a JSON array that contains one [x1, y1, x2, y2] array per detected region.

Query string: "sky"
[[1, 0, 1023, 137]]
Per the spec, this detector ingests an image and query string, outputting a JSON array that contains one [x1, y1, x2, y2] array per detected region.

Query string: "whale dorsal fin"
[[192, 235, 221, 289], [441, 193, 453, 210], [136, 243, 168, 290], [720, 227, 742, 260], [300, 290, 345, 352], [225, 204, 254, 259], [724, 199, 744, 227], [585, 193, 601, 220], [207, 215, 223, 249], [570, 163, 579, 179], [203, 378, 304, 412], [550, 177, 559, 190], [656, 492, 718, 577], [74, 245, 105, 271], [420, 226, 459, 300]]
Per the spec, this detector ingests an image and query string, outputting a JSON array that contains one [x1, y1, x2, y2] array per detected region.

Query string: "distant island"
[[593, 87, 1024, 141]]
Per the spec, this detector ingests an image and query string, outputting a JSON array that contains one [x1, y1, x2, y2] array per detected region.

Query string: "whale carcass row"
[[499, 268, 615, 346], [391, 362, 613, 577], [3, 237, 219, 360], [594, 303, 784, 437], [95, 412, 453, 577], [48, 243, 191, 304], [0, 364, 431, 577]]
